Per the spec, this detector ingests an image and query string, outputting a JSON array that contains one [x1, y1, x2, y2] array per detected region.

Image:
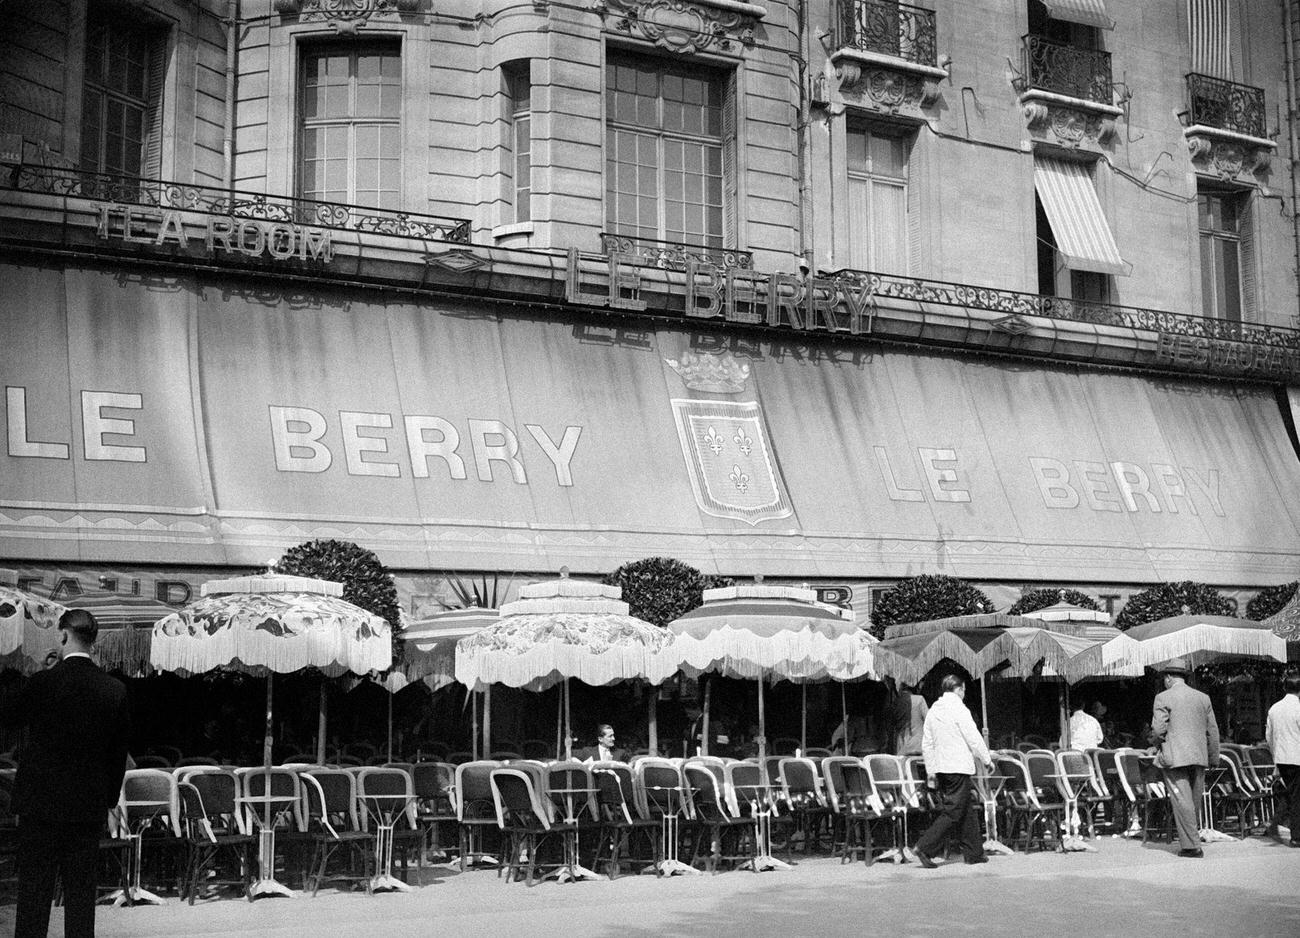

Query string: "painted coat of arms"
[[670, 398, 793, 525]]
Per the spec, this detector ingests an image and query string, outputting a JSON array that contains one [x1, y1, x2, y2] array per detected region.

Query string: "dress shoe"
[[913, 848, 937, 869], [1177, 848, 1204, 858], [964, 855, 989, 865]]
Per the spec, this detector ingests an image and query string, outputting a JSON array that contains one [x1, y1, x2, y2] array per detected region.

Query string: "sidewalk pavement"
[[2, 835, 1297, 938]]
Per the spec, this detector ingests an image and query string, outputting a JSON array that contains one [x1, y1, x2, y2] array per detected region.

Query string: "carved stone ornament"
[[1185, 129, 1273, 181], [597, 0, 763, 55], [835, 61, 940, 116], [1022, 99, 1115, 148], [274, 0, 420, 32]]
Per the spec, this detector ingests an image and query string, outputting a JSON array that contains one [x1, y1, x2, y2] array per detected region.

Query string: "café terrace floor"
[[3, 833, 1295, 938]]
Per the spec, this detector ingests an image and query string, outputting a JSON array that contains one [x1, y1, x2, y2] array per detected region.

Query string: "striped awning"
[[1034, 157, 1128, 276], [1188, 0, 1231, 79], [1041, 0, 1113, 30]]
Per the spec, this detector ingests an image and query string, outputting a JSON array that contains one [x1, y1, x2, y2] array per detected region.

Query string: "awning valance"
[[1042, 0, 1113, 30], [1034, 156, 1128, 276]]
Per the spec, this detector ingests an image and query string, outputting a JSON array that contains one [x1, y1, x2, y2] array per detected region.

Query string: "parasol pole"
[[387, 689, 394, 763], [316, 679, 327, 765], [483, 684, 491, 758], [701, 676, 711, 757], [800, 683, 807, 753], [555, 685, 562, 760], [757, 668, 767, 765], [979, 673, 990, 744], [648, 688, 658, 756], [841, 683, 849, 756], [471, 688, 479, 761], [1060, 683, 1070, 749], [564, 678, 572, 761]]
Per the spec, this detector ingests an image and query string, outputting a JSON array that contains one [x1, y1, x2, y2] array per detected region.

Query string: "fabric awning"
[[1034, 156, 1128, 276], [1188, 0, 1231, 79], [1041, 0, 1113, 29]]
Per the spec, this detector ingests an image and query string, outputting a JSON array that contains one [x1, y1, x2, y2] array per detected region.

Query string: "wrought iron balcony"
[[600, 233, 752, 271], [1021, 35, 1112, 105], [833, 0, 938, 68], [8, 165, 471, 242], [1186, 73, 1267, 139]]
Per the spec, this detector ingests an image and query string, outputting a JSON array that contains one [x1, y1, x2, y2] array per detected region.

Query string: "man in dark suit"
[[1149, 657, 1220, 858], [5, 609, 131, 938], [572, 724, 627, 762]]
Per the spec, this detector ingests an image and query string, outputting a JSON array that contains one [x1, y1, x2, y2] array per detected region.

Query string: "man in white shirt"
[[1066, 699, 1104, 750], [1265, 672, 1300, 847], [914, 674, 994, 868]]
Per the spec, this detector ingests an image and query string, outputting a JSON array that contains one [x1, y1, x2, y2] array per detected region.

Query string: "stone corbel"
[[1184, 124, 1276, 181], [597, 0, 766, 56], [830, 48, 947, 118], [1019, 90, 1122, 150]]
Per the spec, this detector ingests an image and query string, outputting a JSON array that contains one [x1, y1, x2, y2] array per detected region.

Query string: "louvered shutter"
[[141, 34, 168, 179], [722, 70, 738, 249], [1238, 191, 1258, 320]]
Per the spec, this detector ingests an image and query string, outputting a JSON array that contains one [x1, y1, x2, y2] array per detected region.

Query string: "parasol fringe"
[[1122, 624, 1287, 668], [667, 628, 875, 681], [96, 627, 154, 677]]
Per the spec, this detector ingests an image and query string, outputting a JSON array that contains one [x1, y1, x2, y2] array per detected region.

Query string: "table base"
[[249, 831, 296, 900], [981, 838, 1015, 856], [748, 853, 793, 872]]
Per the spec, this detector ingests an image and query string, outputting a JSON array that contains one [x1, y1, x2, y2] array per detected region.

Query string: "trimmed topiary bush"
[[869, 574, 992, 640], [1245, 581, 1298, 621], [1007, 588, 1101, 617], [1113, 580, 1234, 632], [274, 539, 402, 663], [602, 557, 732, 628]]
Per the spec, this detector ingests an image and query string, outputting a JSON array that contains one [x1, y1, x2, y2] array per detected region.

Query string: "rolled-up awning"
[[1034, 156, 1128, 276], [1041, 0, 1113, 29]]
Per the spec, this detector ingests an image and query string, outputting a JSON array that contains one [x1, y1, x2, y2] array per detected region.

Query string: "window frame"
[[604, 51, 728, 250], [80, 12, 164, 179], [844, 123, 911, 273], [505, 62, 532, 225], [296, 41, 404, 210], [1197, 188, 1246, 323]]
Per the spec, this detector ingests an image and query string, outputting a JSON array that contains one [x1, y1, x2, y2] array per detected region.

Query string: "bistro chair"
[[1053, 749, 1100, 842], [411, 762, 459, 863], [863, 755, 911, 863], [116, 768, 184, 904], [177, 771, 253, 904], [453, 760, 502, 870], [820, 757, 878, 865], [236, 766, 307, 898], [634, 757, 698, 876], [588, 761, 659, 878], [1213, 750, 1263, 837], [298, 768, 375, 896], [489, 768, 575, 886], [356, 767, 422, 890], [776, 757, 828, 854], [683, 762, 754, 873], [1111, 748, 1167, 841], [544, 761, 600, 879]]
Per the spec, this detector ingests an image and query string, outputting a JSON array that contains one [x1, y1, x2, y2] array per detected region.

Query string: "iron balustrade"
[[599, 233, 753, 271], [1186, 73, 1267, 139], [8, 165, 471, 243], [833, 0, 938, 67], [1021, 35, 1112, 105], [828, 268, 1300, 350]]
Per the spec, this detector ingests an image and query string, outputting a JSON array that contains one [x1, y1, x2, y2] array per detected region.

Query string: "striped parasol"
[[397, 606, 501, 691]]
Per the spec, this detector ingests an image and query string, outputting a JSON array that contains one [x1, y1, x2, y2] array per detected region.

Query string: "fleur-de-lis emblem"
[[733, 427, 753, 456], [729, 464, 749, 493], [703, 425, 724, 455]]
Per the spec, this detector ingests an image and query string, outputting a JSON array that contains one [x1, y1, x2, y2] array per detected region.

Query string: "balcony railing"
[[829, 268, 1300, 350], [1022, 35, 1112, 105], [833, 0, 938, 68], [599, 233, 752, 271], [9, 166, 471, 243], [1186, 73, 1267, 139]]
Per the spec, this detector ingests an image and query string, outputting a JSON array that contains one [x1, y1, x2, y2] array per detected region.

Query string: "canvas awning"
[[1041, 0, 1113, 30], [1035, 156, 1128, 276]]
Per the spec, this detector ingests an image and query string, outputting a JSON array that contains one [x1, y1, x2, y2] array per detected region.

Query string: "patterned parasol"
[[1121, 614, 1287, 670], [667, 585, 874, 682], [1264, 589, 1300, 643], [150, 574, 391, 899], [0, 579, 67, 671], [151, 575, 390, 677], [455, 577, 672, 692]]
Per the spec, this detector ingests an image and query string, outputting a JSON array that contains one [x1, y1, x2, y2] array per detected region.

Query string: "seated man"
[[573, 724, 627, 763]]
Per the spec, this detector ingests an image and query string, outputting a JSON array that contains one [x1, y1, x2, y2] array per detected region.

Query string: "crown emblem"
[[665, 350, 751, 393]]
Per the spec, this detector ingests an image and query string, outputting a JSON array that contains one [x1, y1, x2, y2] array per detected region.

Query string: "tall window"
[[846, 126, 908, 272], [81, 13, 164, 178], [506, 63, 532, 223], [299, 45, 401, 209], [606, 54, 725, 248], [1198, 190, 1245, 321]]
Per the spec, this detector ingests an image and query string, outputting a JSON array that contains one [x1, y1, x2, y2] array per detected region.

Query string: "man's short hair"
[[58, 608, 99, 645], [596, 723, 614, 738], [940, 674, 964, 694], [1285, 673, 1300, 695]]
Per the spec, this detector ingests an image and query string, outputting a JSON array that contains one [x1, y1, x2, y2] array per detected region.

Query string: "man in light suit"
[[4, 609, 131, 938], [1149, 657, 1219, 858]]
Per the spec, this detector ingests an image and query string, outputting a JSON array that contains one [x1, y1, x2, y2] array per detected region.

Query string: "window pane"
[[1199, 233, 1217, 317], [847, 130, 868, 173], [1219, 238, 1241, 320]]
